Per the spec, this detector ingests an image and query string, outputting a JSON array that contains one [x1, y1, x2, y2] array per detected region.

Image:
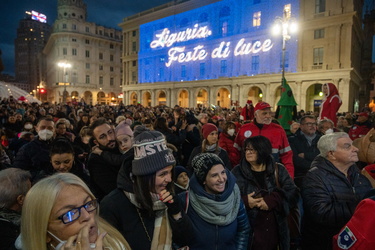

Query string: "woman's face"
[[56, 124, 66, 135], [154, 165, 173, 194], [245, 144, 258, 164], [51, 153, 74, 173], [47, 185, 98, 245], [323, 84, 328, 95], [176, 172, 189, 187], [116, 134, 133, 152], [206, 131, 218, 145], [204, 164, 227, 194]]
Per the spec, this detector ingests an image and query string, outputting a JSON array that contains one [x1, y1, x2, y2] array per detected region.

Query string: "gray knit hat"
[[191, 153, 224, 184], [132, 130, 176, 176]]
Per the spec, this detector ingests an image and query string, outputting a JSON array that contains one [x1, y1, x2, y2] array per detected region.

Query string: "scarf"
[[124, 191, 172, 249], [189, 175, 241, 226]]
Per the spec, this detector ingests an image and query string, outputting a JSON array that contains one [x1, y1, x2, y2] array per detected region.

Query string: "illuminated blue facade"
[[138, 0, 299, 83]]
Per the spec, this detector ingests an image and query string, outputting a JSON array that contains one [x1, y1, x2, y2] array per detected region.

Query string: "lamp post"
[[272, 9, 297, 86], [57, 62, 71, 103]]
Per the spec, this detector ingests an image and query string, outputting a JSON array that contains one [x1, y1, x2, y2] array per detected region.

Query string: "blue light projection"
[[138, 0, 299, 83]]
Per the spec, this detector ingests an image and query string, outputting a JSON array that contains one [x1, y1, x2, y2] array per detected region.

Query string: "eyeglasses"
[[302, 122, 317, 126], [57, 199, 98, 224], [245, 147, 256, 153]]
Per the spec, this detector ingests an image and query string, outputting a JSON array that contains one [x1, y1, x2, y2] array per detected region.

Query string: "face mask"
[[38, 129, 54, 141], [48, 231, 97, 249], [325, 128, 333, 134], [227, 129, 235, 136], [24, 124, 33, 130]]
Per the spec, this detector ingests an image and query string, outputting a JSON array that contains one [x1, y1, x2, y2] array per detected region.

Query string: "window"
[[314, 29, 325, 39], [253, 11, 261, 27], [72, 38, 77, 42], [132, 71, 137, 81], [110, 44, 114, 49], [200, 63, 205, 77], [72, 24, 76, 30], [63, 48, 67, 55], [315, 0, 326, 13], [220, 60, 227, 74], [99, 53, 103, 60], [132, 42, 137, 52], [110, 77, 114, 86], [71, 72, 78, 83], [85, 39, 90, 44], [110, 54, 114, 62], [110, 66, 114, 72], [72, 48, 77, 56], [99, 65, 103, 70], [251, 56, 259, 71], [85, 50, 90, 58], [132, 30, 137, 37], [62, 23, 67, 29], [132, 61, 136, 67], [181, 65, 186, 77], [313, 47, 324, 65], [85, 26, 90, 32], [85, 63, 90, 69], [85, 75, 90, 84], [99, 76, 103, 85], [220, 20, 229, 36]]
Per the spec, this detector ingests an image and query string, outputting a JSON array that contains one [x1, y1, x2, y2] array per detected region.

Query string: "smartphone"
[[252, 189, 267, 198]]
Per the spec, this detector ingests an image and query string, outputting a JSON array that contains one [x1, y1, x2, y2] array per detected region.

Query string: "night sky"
[[0, 0, 171, 76], [1, 0, 374, 77]]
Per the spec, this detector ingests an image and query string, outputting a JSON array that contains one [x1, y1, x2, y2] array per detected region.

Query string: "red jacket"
[[333, 197, 375, 250], [219, 133, 240, 167], [234, 122, 294, 178], [348, 122, 372, 141], [319, 83, 342, 126]]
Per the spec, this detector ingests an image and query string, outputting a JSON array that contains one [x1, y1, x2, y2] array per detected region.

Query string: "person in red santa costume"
[[319, 83, 342, 126], [240, 100, 255, 122]]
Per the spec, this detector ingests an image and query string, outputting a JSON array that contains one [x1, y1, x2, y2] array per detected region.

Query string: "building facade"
[[15, 11, 51, 93], [120, 0, 369, 112], [43, 0, 123, 104]]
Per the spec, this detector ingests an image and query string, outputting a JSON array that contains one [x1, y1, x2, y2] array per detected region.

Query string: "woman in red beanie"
[[187, 123, 232, 173]]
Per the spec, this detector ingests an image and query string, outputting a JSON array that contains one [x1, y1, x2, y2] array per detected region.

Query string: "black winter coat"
[[100, 153, 194, 250], [232, 157, 299, 250], [288, 130, 321, 187], [301, 156, 372, 250]]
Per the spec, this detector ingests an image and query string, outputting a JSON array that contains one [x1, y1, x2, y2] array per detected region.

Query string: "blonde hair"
[[21, 173, 130, 250]]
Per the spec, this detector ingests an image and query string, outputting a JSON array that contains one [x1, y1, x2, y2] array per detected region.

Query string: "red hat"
[[358, 112, 369, 118], [202, 123, 218, 139], [212, 116, 220, 120], [247, 100, 253, 105], [254, 102, 271, 113]]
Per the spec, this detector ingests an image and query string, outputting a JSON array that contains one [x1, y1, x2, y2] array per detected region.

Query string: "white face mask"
[[24, 124, 33, 130], [38, 129, 54, 141], [325, 128, 333, 134], [227, 129, 235, 136], [48, 231, 97, 249]]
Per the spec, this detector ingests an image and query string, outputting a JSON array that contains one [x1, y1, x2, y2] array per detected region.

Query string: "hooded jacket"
[[319, 83, 342, 126]]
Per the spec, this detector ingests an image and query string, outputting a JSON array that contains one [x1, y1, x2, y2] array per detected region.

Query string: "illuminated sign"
[[139, 0, 299, 83], [26, 10, 47, 23]]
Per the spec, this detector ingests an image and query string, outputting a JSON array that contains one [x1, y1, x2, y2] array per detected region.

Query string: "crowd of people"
[[0, 92, 374, 250]]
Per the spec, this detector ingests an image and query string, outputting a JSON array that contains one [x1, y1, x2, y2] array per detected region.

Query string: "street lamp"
[[57, 62, 72, 103], [271, 9, 298, 86]]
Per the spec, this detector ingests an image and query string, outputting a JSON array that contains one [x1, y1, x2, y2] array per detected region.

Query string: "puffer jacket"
[[179, 171, 250, 250], [232, 157, 299, 250], [301, 156, 372, 250], [219, 132, 240, 167]]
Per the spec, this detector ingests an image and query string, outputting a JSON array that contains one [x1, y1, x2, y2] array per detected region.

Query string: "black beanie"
[[191, 153, 224, 184], [132, 130, 176, 176]]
